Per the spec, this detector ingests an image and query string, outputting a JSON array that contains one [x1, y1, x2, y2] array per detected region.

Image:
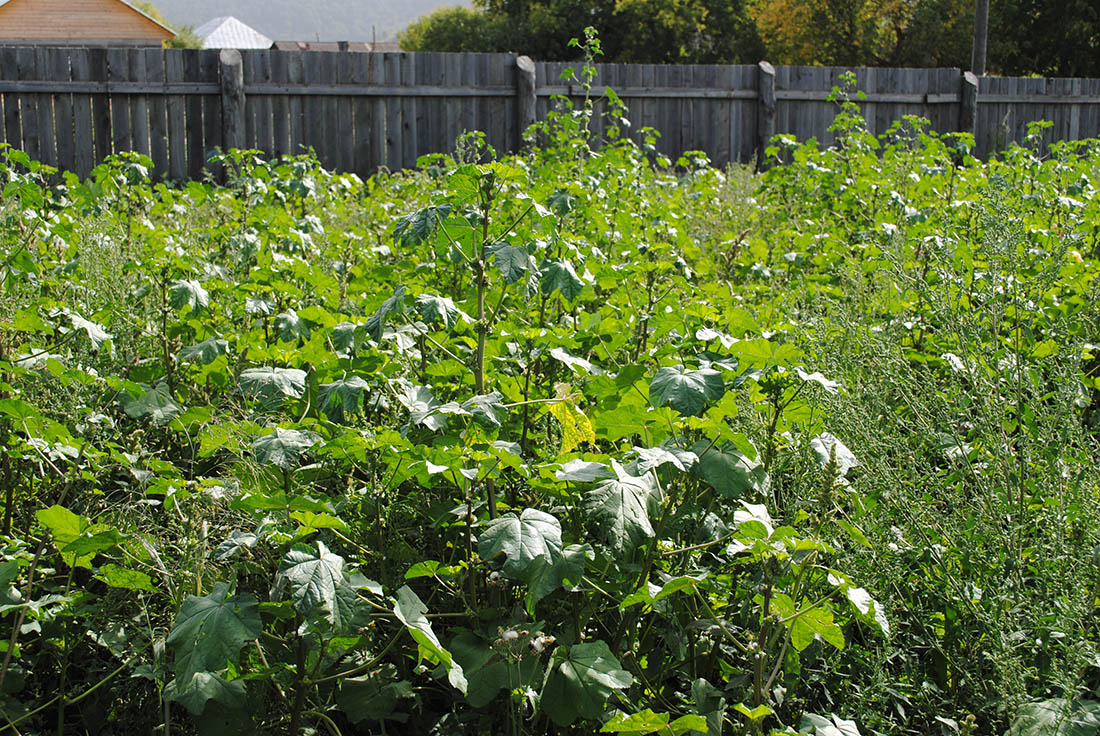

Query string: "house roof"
[[194, 16, 273, 49], [0, 0, 176, 40], [117, 0, 176, 36]]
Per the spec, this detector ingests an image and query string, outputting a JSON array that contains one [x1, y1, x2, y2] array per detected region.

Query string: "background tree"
[[399, 0, 1097, 76], [399, 6, 507, 53], [990, 0, 1099, 76], [399, 0, 763, 64], [132, 0, 203, 48]]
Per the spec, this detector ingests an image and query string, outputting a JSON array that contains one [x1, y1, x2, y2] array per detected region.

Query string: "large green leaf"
[[164, 672, 246, 716], [790, 606, 845, 651], [600, 710, 708, 735], [274, 309, 311, 342], [395, 382, 454, 431], [365, 285, 407, 341], [488, 243, 537, 284], [691, 441, 768, 499], [393, 204, 452, 247], [650, 366, 724, 417], [38, 506, 122, 569], [336, 668, 414, 724], [584, 460, 661, 553], [540, 258, 585, 301], [239, 367, 307, 407], [169, 279, 210, 314], [275, 541, 361, 631], [165, 582, 260, 713], [179, 338, 229, 366], [450, 631, 543, 708], [541, 640, 633, 726], [799, 713, 862, 736], [393, 585, 467, 693], [479, 508, 563, 579], [67, 311, 112, 351], [252, 428, 320, 469], [120, 383, 182, 426], [522, 543, 591, 613], [634, 445, 698, 474], [462, 392, 505, 428], [318, 376, 369, 423], [1007, 699, 1100, 736], [415, 293, 468, 327]]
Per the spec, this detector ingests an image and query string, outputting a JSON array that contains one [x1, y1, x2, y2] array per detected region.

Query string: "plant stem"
[[287, 617, 308, 736]]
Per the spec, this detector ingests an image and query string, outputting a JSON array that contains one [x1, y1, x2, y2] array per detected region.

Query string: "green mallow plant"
[[0, 32, 1098, 736]]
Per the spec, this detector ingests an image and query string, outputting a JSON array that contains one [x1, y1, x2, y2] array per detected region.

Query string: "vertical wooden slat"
[[622, 61, 639, 150], [128, 49, 150, 159], [335, 51, 354, 172], [219, 49, 246, 154], [487, 53, 507, 153], [256, 49, 276, 163], [184, 50, 205, 180], [413, 51, 431, 159], [287, 50, 305, 157], [50, 48, 75, 174], [442, 53, 462, 154], [351, 52, 374, 174], [420, 53, 440, 157], [164, 50, 186, 181], [747, 65, 761, 163], [383, 52, 401, 170], [89, 48, 111, 165], [0, 48, 19, 150], [321, 51, 339, 170], [303, 52, 326, 165], [463, 53, 478, 143], [200, 49, 221, 171], [369, 53, 386, 168], [17, 48, 41, 162], [1068, 77, 1081, 142], [107, 48, 130, 156], [641, 63, 657, 149], [401, 53, 418, 169], [757, 61, 776, 168], [69, 48, 95, 177], [653, 62, 668, 160], [143, 48, 168, 179], [270, 50, 291, 158], [33, 48, 57, 168], [241, 51, 257, 150]]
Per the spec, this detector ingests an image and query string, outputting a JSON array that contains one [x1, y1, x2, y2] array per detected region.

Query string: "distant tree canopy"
[[399, 0, 765, 65], [399, 0, 1098, 76]]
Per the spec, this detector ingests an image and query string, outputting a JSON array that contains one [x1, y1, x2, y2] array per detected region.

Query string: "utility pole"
[[972, 0, 990, 75]]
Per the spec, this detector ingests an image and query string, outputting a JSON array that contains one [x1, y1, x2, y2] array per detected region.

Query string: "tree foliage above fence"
[[400, 0, 1099, 77]]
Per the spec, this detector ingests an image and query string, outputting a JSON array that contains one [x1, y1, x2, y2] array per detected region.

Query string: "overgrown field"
[[1, 89, 1099, 736]]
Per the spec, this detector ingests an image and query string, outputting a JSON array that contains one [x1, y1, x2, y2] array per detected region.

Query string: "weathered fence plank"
[[2, 47, 1097, 179], [219, 49, 245, 155], [0, 48, 19, 149], [70, 48, 95, 177], [143, 48, 168, 179]]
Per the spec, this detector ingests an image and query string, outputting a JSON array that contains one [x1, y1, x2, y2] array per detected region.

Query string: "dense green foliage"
[[1, 76, 1099, 736], [399, 0, 1099, 76]]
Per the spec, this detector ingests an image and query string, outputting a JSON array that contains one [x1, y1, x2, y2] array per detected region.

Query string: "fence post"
[[960, 70, 979, 142], [515, 55, 537, 151], [220, 49, 245, 152], [757, 60, 776, 170]]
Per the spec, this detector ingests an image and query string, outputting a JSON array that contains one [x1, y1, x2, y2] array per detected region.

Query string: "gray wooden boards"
[[0, 46, 1097, 180]]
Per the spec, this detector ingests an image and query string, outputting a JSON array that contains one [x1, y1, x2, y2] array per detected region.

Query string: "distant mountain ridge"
[[151, 0, 468, 43]]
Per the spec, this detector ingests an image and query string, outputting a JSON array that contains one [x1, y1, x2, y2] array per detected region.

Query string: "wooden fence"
[[0, 46, 1098, 181]]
